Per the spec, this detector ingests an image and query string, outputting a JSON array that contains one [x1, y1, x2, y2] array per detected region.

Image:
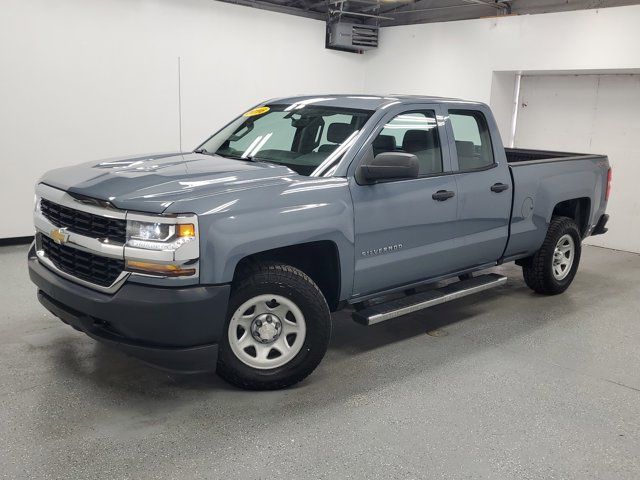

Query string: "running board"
[[352, 273, 507, 326]]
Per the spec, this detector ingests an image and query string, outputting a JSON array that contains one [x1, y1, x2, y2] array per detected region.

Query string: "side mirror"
[[358, 152, 419, 183]]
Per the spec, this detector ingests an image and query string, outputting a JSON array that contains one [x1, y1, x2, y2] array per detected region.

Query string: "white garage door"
[[515, 74, 640, 253]]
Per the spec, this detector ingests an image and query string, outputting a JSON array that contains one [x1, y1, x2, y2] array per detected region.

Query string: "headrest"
[[402, 130, 432, 152], [455, 140, 475, 157], [327, 123, 354, 144], [373, 135, 396, 152]]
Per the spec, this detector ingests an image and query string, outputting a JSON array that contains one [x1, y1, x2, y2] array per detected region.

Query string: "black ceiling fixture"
[[325, 1, 386, 53]]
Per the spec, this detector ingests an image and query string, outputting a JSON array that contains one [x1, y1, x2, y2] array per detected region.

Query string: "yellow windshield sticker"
[[243, 106, 270, 117]]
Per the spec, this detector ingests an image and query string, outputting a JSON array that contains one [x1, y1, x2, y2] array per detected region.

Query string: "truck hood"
[[40, 152, 298, 214]]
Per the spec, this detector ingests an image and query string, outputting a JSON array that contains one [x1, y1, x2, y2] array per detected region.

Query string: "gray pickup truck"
[[28, 95, 611, 389]]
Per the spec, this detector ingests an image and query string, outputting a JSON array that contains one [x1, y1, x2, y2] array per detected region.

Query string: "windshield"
[[197, 104, 373, 176]]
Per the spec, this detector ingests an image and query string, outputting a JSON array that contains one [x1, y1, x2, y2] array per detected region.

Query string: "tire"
[[217, 262, 331, 390], [522, 216, 582, 295]]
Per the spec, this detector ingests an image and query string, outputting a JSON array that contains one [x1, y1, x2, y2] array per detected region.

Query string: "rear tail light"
[[605, 168, 612, 201]]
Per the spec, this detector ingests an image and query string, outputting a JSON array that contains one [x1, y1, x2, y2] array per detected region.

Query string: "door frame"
[[346, 102, 454, 179]]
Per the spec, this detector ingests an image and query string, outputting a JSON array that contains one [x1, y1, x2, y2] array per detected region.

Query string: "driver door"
[[350, 104, 466, 298]]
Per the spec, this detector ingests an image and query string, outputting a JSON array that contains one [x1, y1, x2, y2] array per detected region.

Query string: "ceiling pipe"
[[216, 0, 325, 18], [329, 8, 395, 19], [463, 0, 512, 13], [390, 3, 498, 13], [329, 0, 381, 4], [378, 0, 510, 17]]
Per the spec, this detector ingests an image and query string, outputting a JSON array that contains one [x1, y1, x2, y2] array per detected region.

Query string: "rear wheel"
[[217, 263, 331, 390], [522, 216, 582, 295]]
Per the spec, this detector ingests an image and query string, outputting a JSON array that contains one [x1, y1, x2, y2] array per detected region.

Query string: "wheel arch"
[[550, 197, 591, 237], [232, 241, 342, 311]]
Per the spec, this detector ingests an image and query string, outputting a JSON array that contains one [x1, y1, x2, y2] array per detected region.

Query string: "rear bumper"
[[591, 214, 609, 236], [28, 245, 230, 373]]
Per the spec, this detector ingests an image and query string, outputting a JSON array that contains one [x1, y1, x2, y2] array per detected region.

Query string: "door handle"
[[490, 183, 509, 193], [432, 190, 455, 201]]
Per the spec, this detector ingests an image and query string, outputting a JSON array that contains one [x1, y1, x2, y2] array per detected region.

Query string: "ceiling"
[[216, 0, 640, 26]]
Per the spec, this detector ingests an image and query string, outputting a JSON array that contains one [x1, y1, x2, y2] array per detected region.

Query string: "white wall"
[[0, 0, 365, 238], [364, 5, 640, 109], [489, 72, 518, 147]]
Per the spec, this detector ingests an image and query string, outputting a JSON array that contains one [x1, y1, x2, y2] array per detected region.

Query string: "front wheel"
[[217, 263, 331, 390], [522, 216, 582, 295]]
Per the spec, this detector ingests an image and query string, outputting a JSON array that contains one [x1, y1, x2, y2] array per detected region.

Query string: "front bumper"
[[28, 245, 230, 373]]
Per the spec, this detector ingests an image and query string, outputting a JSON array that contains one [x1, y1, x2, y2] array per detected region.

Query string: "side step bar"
[[352, 273, 507, 326]]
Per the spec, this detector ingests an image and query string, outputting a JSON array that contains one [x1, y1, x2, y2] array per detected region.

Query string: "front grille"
[[41, 198, 126, 244], [41, 234, 125, 287]]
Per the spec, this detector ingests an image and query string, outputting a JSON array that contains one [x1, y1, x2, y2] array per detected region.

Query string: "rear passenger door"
[[350, 105, 468, 297], [446, 107, 512, 267]]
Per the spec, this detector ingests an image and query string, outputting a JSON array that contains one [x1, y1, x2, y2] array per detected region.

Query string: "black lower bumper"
[[28, 247, 230, 373], [591, 214, 609, 236]]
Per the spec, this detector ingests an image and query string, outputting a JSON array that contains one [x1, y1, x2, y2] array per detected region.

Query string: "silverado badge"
[[50, 228, 70, 245]]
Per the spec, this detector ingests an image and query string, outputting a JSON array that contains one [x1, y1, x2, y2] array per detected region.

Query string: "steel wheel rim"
[[228, 294, 307, 370], [552, 234, 575, 281]]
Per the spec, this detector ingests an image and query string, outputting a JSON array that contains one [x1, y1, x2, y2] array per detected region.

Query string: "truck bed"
[[505, 148, 603, 165], [503, 149, 609, 261]]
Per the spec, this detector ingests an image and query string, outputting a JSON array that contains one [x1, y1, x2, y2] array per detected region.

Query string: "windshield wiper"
[[196, 150, 267, 163], [216, 152, 265, 163]]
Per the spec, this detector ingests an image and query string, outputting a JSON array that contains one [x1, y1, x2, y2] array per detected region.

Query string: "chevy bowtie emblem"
[[50, 228, 70, 245]]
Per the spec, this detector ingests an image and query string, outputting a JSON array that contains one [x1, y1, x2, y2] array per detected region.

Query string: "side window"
[[373, 110, 443, 176], [449, 110, 494, 171]]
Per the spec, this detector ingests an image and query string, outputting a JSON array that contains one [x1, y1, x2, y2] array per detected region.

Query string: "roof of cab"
[[267, 94, 484, 111]]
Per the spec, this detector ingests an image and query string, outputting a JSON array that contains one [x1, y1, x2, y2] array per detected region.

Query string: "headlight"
[[126, 219, 196, 251], [128, 221, 175, 242], [124, 214, 199, 278]]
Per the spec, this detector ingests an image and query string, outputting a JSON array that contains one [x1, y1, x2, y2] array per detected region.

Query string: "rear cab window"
[[449, 110, 495, 171]]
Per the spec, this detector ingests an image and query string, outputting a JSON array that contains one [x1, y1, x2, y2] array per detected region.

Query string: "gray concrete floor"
[[1, 244, 639, 479]]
